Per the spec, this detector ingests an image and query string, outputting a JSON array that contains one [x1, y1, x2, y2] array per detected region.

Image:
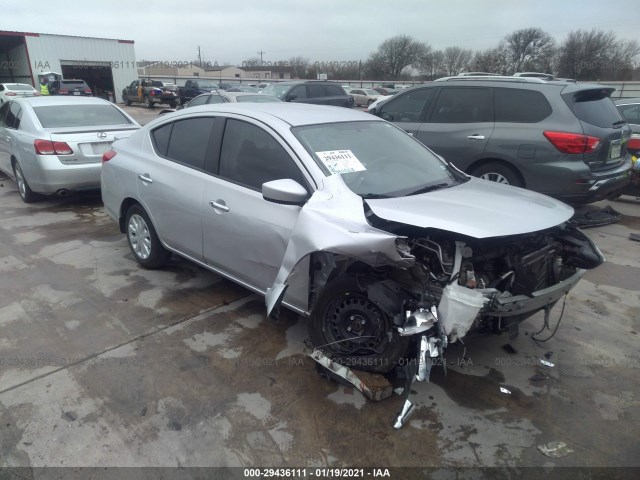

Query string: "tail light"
[[628, 137, 640, 150], [59, 88, 69, 94], [102, 150, 117, 163], [33, 92, 41, 96], [34, 139, 73, 155], [83, 88, 92, 94], [544, 131, 600, 154], [5, 92, 16, 96]]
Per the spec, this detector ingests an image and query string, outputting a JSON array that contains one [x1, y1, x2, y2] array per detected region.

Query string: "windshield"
[[292, 121, 462, 197], [261, 84, 292, 99], [33, 104, 134, 128]]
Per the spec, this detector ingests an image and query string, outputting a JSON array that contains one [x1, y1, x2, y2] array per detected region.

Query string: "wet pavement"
[[1, 130, 639, 470]]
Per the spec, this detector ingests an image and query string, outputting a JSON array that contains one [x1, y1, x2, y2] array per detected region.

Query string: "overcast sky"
[[3, 0, 638, 65]]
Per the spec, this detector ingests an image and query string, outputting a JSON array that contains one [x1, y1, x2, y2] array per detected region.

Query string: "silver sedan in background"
[[101, 103, 603, 375], [0, 96, 139, 202]]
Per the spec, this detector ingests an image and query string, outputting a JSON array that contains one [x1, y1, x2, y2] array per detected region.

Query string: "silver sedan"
[[101, 103, 603, 373], [0, 96, 139, 202]]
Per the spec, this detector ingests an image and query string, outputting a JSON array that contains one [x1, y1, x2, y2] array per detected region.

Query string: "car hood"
[[365, 178, 574, 238]]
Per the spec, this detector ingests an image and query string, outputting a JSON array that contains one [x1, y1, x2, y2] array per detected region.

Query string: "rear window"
[[569, 91, 624, 128], [62, 81, 87, 87], [33, 104, 133, 128], [617, 103, 640, 124], [7, 84, 35, 91], [494, 88, 551, 122]]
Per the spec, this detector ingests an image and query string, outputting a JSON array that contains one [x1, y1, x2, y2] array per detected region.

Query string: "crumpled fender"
[[265, 175, 415, 317]]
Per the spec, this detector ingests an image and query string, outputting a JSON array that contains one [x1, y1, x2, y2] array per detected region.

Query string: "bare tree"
[[415, 49, 445, 80], [470, 46, 508, 75], [504, 27, 556, 74], [368, 35, 429, 80], [442, 46, 473, 76], [288, 56, 309, 78], [557, 29, 639, 80]]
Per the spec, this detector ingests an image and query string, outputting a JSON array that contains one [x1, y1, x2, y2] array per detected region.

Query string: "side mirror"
[[262, 179, 308, 205]]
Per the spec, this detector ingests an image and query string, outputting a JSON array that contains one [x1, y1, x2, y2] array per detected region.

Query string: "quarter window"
[[219, 119, 306, 191], [430, 87, 493, 123], [308, 85, 326, 97], [188, 95, 210, 107], [494, 88, 551, 122]]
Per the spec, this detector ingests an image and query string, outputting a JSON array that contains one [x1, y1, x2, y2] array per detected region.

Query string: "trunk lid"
[[47, 127, 138, 164]]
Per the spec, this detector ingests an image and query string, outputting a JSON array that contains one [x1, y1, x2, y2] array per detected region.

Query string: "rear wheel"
[[13, 161, 39, 203], [144, 96, 154, 109], [123, 94, 131, 106], [471, 161, 523, 187], [125, 204, 170, 268], [169, 101, 177, 109], [309, 276, 409, 373]]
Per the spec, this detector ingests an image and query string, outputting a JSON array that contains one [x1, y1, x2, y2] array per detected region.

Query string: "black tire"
[[471, 161, 523, 187], [169, 101, 177, 109], [144, 96, 154, 109], [123, 94, 131, 106], [309, 276, 409, 373], [13, 161, 40, 203], [124, 204, 170, 268]]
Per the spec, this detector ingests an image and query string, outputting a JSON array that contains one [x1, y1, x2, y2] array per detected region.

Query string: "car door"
[[351, 89, 364, 106], [0, 102, 12, 175], [377, 87, 433, 137], [417, 86, 494, 170], [286, 85, 308, 104], [202, 117, 311, 291], [136, 116, 216, 261], [0, 102, 22, 178]]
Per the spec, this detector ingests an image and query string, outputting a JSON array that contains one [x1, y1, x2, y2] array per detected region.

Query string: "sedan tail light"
[[83, 88, 92, 94], [34, 139, 73, 155], [544, 131, 600, 154], [628, 137, 640, 151], [102, 150, 117, 163], [5, 92, 16, 96]]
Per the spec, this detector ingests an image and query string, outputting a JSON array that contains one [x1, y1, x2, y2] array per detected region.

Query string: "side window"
[[325, 85, 343, 96], [352, 89, 362, 95], [430, 87, 493, 123], [618, 104, 640, 124], [208, 95, 227, 104], [5, 102, 21, 129], [219, 119, 307, 191], [308, 85, 326, 97], [289, 85, 307, 99], [494, 88, 551, 123], [380, 88, 432, 123], [188, 95, 209, 107], [165, 118, 215, 169], [151, 123, 173, 156], [130, 81, 137, 89]]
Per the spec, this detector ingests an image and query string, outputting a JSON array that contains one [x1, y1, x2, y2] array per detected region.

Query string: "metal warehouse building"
[[0, 31, 137, 102]]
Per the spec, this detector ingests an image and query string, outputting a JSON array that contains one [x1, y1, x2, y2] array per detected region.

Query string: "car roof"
[[13, 96, 113, 107], [615, 97, 640, 105], [184, 102, 379, 127]]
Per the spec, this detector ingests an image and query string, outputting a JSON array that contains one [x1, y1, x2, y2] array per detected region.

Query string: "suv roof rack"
[[435, 75, 548, 83], [458, 72, 501, 76], [513, 72, 555, 80]]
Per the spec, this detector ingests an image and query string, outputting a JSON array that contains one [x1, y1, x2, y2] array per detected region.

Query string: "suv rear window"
[[33, 104, 133, 127], [62, 81, 87, 87], [569, 91, 624, 128], [495, 88, 551, 122]]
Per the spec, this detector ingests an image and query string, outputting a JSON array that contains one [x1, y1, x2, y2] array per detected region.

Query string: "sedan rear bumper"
[[27, 156, 101, 194]]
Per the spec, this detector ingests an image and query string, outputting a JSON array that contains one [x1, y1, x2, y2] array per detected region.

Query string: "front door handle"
[[467, 134, 485, 140], [209, 200, 229, 212], [138, 174, 153, 183]]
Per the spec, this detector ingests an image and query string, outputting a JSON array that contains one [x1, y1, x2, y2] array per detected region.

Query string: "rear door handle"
[[467, 134, 485, 140], [209, 200, 229, 212], [138, 174, 153, 183]]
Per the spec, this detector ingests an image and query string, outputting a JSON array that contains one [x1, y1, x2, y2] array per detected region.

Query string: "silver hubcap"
[[480, 172, 510, 184], [128, 214, 152, 260], [14, 165, 26, 197]]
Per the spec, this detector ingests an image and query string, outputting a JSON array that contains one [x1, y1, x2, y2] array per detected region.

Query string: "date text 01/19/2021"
[[243, 468, 391, 477]]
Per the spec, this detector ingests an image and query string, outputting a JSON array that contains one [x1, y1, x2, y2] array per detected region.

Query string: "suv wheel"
[[472, 162, 523, 187]]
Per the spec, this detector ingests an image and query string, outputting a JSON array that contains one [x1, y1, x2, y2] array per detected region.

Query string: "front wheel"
[[144, 96, 154, 109], [309, 276, 409, 373], [125, 204, 170, 268], [471, 161, 523, 187]]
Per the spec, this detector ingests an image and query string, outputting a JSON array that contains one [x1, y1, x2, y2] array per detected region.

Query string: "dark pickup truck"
[[122, 79, 179, 108], [178, 80, 221, 104]]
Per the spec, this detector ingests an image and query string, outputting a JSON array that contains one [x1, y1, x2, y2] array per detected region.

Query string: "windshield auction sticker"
[[315, 150, 366, 174]]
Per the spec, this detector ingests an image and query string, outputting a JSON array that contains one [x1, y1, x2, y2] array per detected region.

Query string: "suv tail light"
[[34, 139, 73, 155], [59, 88, 69, 94], [102, 150, 117, 163], [544, 131, 600, 154], [83, 88, 92, 94]]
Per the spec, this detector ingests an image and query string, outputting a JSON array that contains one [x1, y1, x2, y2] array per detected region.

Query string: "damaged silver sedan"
[[101, 103, 604, 377]]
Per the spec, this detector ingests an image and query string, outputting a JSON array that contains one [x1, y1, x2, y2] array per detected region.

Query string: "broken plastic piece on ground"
[[500, 386, 512, 394], [630, 233, 640, 242], [537, 441, 574, 458], [570, 205, 622, 228], [540, 359, 555, 367], [393, 399, 415, 429], [393, 387, 404, 396], [308, 349, 393, 402]]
